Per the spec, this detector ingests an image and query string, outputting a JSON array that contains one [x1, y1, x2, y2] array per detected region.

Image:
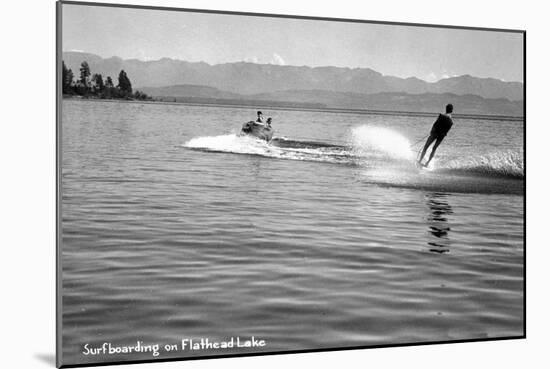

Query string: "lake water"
[[60, 99, 524, 366]]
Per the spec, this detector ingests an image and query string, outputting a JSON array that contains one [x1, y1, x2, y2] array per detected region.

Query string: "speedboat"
[[240, 121, 274, 142]]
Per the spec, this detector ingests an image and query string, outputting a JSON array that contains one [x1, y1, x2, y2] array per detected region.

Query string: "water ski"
[[416, 160, 428, 168], [417, 160, 434, 171]]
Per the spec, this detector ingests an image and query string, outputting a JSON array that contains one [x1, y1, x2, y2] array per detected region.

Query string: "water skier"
[[418, 103, 454, 167]]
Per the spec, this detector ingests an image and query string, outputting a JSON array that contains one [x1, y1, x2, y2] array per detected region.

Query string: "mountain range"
[[63, 51, 524, 116]]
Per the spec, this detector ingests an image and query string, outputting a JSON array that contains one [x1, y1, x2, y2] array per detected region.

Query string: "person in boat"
[[418, 103, 454, 167], [266, 117, 272, 127], [256, 111, 264, 124]]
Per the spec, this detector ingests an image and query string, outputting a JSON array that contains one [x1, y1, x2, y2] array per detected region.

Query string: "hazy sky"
[[62, 3, 524, 83]]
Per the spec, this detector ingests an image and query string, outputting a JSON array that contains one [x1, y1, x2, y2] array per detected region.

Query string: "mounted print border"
[[56, 1, 526, 367]]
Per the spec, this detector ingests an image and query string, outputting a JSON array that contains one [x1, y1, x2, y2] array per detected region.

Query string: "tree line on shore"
[[62, 60, 151, 100]]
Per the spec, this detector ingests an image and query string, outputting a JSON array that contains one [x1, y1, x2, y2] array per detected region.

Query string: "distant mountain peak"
[[62, 51, 523, 101]]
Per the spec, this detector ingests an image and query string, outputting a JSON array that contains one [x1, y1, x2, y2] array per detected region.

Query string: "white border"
[[2, 0, 546, 368]]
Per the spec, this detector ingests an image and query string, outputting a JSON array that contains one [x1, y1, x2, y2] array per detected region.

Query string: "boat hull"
[[240, 121, 274, 141]]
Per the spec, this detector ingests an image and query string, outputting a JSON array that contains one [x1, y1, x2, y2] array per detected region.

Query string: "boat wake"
[[185, 133, 359, 164], [183, 125, 523, 194], [184, 126, 415, 165], [438, 151, 524, 179]]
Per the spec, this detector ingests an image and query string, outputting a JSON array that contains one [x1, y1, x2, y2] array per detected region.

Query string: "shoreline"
[[62, 96, 524, 122]]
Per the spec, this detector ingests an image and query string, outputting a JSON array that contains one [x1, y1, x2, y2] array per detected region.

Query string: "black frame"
[[56, 1, 526, 367]]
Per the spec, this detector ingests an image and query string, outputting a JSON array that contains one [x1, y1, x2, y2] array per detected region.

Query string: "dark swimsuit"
[[430, 114, 453, 139]]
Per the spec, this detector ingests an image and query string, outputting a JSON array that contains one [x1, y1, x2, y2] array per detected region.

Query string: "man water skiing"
[[417, 103, 454, 167]]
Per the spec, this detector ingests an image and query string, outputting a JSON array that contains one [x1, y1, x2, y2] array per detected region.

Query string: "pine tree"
[[62, 61, 74, 94], [92, 73, 105, 94], [79, 61, 91, 87], [105, 76, 114, 88], [103, 76, 115, 98], [77, 61, 92, 96], [117, 70, 132, 97]]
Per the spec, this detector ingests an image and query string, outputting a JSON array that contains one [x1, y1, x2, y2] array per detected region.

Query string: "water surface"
[[61, 99, 524, 366]]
